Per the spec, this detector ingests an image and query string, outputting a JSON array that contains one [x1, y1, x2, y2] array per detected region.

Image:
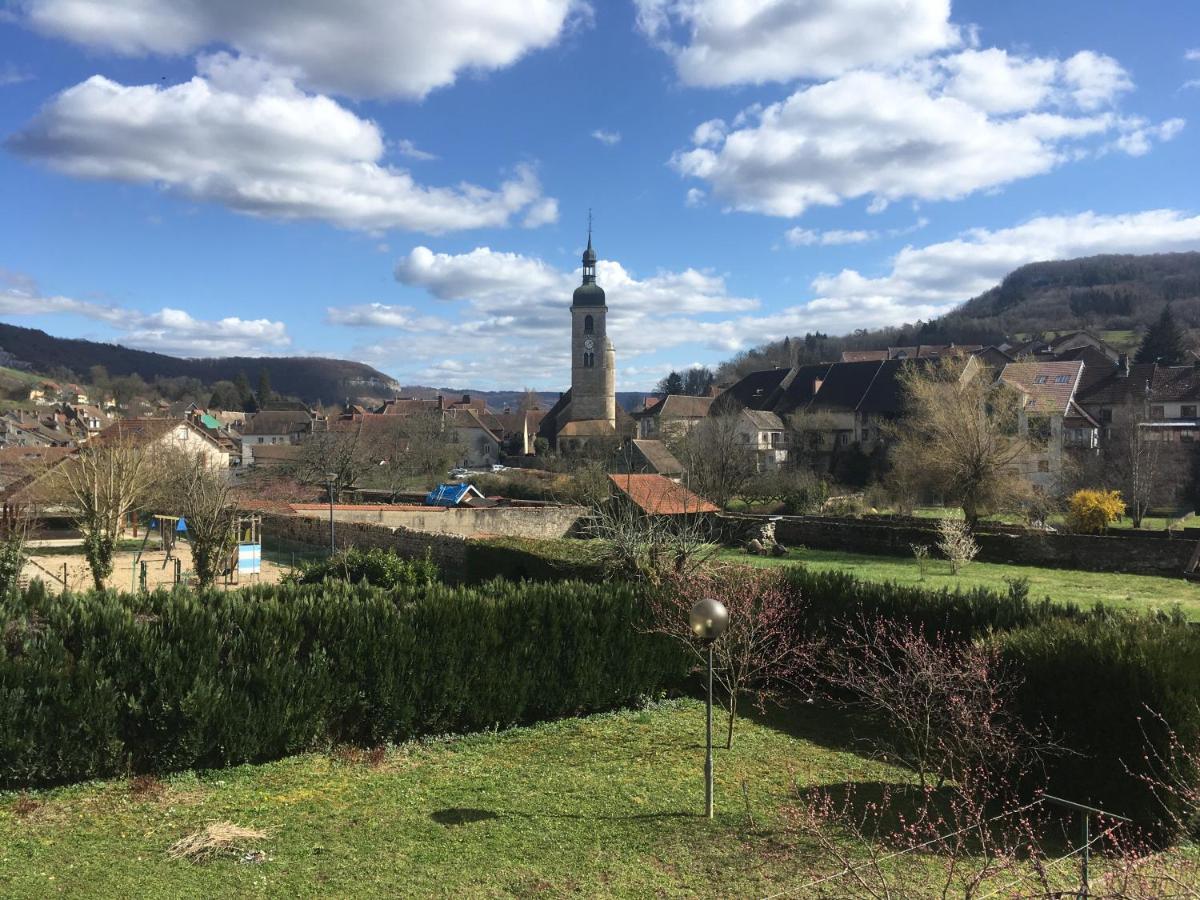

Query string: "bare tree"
[[647, 566, 812, 747], [291, 421, 372, 500], [395, 411, 461, 487], [887, 360, 1032, 527], [673, 413, 757, 509], [1103, 423, 1183, 528], [817, 616, 1050, 790], [51, 436, 161, 589], [158, 452, 239, 588]]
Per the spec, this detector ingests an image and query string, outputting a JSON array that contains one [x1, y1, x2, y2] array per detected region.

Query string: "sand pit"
[[26, 541, 295, 593]]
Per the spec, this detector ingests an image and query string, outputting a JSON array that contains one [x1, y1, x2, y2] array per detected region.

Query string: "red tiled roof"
[[999, 360, 1084, 415], [608, 473, 719, 515]]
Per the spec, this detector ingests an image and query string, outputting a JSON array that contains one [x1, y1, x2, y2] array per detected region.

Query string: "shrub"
[[997, 614, 1200, 835], [936, 518, 979, 574], [287, 546, 438, 589], [1067, 488, 1125, 534], [0, 578, 687, 786], [463, 537, 604, 584]]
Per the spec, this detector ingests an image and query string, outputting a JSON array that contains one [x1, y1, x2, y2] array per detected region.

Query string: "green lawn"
[[1, 700, 1121, 899], [722, 546, 1200, 619]]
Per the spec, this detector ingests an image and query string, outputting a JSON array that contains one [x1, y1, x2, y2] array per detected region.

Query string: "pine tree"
[[656, 371, 684, 396], [1135, 305, 1189, 365], [257, 368, 273, 408], [234, 371, 256, 413]]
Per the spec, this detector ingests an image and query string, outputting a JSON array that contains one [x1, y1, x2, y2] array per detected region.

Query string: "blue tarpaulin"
[[425, 483, 475, 506]]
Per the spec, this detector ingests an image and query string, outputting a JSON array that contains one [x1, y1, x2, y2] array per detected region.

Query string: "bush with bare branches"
[[647, 566, 813, 747]]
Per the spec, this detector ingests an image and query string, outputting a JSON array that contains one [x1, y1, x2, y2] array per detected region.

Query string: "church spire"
[[581, 209, 597, 284]]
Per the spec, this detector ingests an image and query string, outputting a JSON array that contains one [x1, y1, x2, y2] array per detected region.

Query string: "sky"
[[1, 0, 1199, 391]]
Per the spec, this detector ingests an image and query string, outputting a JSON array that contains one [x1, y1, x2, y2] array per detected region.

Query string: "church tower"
[[569, 226, 616, 429]]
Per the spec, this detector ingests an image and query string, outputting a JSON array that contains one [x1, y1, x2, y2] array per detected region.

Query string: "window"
[[1054, 374, 1070, 383], [1028, 417, 1051, 444], [1183, 405, 1197, 418], [1099, 408, 1112, 423], [583, 314, 594, 334], [1033, 375, 1048, 384], [1038, 460, 1050, 473], [1150, 405, 1165, 419], [861, 428, 870, 442], [836, 432, 850, 447], [583, 352, 594, 368]]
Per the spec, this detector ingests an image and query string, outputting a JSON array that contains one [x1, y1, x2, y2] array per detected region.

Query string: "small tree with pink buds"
[[647, 565, 814, 748]]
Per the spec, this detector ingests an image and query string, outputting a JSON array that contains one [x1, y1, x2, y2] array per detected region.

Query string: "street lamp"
[[325, 472, 337, 556], [690, 597, 729, 819]]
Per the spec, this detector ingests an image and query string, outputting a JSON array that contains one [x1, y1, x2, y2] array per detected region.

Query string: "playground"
[[24, 512, 293, 593]]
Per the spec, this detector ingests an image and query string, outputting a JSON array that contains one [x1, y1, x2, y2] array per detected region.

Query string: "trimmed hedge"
[[0, 579, 687, 786], [287, 546, 439, 588], [780, 566, 1085, 642], [998, 615, 1200, 833]]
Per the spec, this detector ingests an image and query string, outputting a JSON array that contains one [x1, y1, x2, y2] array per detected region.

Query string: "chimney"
[[813, 378, 824, 395], [1117, 353, 1130, 378], [437, 394, 444, 410], [462, 394, 470, 405]]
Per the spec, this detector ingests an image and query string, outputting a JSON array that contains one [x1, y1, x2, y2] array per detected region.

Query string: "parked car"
[[490, 464, 508, 473]]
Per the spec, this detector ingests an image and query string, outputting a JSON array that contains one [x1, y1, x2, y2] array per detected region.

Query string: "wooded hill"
[[0, 323, 400, 405], [717, 252, 1200, 381]]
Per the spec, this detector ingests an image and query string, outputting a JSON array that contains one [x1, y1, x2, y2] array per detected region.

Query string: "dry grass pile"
[[167, 822, 270, 864]]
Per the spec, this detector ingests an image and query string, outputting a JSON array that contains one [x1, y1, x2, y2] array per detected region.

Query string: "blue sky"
[[1, 0, 1199, 390]]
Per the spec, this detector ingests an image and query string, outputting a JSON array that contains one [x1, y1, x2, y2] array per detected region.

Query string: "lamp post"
[[325, 472, 337, 556], [690, 597, 729, 819]]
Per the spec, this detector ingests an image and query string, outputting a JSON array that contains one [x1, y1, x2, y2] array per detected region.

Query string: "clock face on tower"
[[583, 338, 594, 350]]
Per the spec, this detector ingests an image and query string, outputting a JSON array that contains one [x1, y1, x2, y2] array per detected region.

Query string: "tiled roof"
[[608, 473, 719, 515], [244, 409, 313, 435], [999, 360, 1084, 415], [1150, 365, 1200, 402], [641, 394, 714, 420], [376, 398, 441, 416], [741, 409, 785, 430], [809, 360, 886, 411], [558, 418, 617, 437], [629, 439, 684, 475], [840, 350, 889, 362], [1076, 363, 1156, 405]]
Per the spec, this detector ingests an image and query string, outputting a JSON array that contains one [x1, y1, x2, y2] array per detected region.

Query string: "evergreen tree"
[[257, 367, 273, 408], [1135, 305, 1189, 365], [681, 366, 715, 396], [655, 371, 684, 396], [233, 370, 256, 412]]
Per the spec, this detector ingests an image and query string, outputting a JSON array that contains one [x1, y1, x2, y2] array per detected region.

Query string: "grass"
[[721, 546, 1200, 619], [0, 701, 919, 899], [0, 700, 1136, 899]]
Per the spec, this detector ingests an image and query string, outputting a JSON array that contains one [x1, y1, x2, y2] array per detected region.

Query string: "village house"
[[240, 407, 319, 466], [607, 473, 719, 517], [95, 417, 232, 469], [998, 359, 1096, 486], [610, 438, 686, 479], [633, 394, 713, 441]]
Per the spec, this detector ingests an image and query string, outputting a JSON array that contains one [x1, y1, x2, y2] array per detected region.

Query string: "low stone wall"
[[261, 512, 469, 572], [288, 504, 585, 540], [722, 514, 1196, 577]]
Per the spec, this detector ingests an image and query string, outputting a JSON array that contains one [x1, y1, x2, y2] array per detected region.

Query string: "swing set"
[[129, 512, 263, 590]]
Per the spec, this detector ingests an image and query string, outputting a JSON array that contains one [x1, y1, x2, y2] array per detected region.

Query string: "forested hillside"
[[0, 323, 400, 404], [716, 252, 1200, 381]]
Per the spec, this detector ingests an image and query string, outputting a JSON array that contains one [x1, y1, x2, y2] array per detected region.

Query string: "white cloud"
[[8, 60, 555, 234], [810, 210, 1200, 322], [521, 197, 560, 228], [19, 0, 581, 100], [0, 62, 32, 86], [685, 187, 706, 208], [590, 129, 621, 146], [635, 0, 958, 87], [326, 245, 762, 387], [672, 53, 1179, 217], [393, 139, 436, 161], [785, 227, 876, 246], [0, 270, 290, 356], [1187, 49, 1200, 62]]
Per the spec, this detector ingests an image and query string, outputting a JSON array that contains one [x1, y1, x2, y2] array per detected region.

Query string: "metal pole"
[[328, 478, 336, 556], [705, 643, 714, 819], [1081, 811, 1089, 897]]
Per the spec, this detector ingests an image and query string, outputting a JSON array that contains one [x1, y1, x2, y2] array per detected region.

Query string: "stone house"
[[633, 394, 713, 441], [998, 360, 1096, 486], [240, 408, 317, 465]]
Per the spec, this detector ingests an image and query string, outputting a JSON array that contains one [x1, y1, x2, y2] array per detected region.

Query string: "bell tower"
[[569, 219, 616, 428]]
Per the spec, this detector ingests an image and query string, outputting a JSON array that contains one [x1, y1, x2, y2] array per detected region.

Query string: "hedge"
[[998, 614, 1200, 834], [780, 566, 1086, 642], [0, 578, 688, 787], [464, 536, 605, 584]]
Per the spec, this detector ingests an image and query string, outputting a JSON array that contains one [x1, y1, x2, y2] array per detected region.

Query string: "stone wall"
[[261, 512, 469, 572], [723, 514, 1197, 577], [288, 504, 584, 540]]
